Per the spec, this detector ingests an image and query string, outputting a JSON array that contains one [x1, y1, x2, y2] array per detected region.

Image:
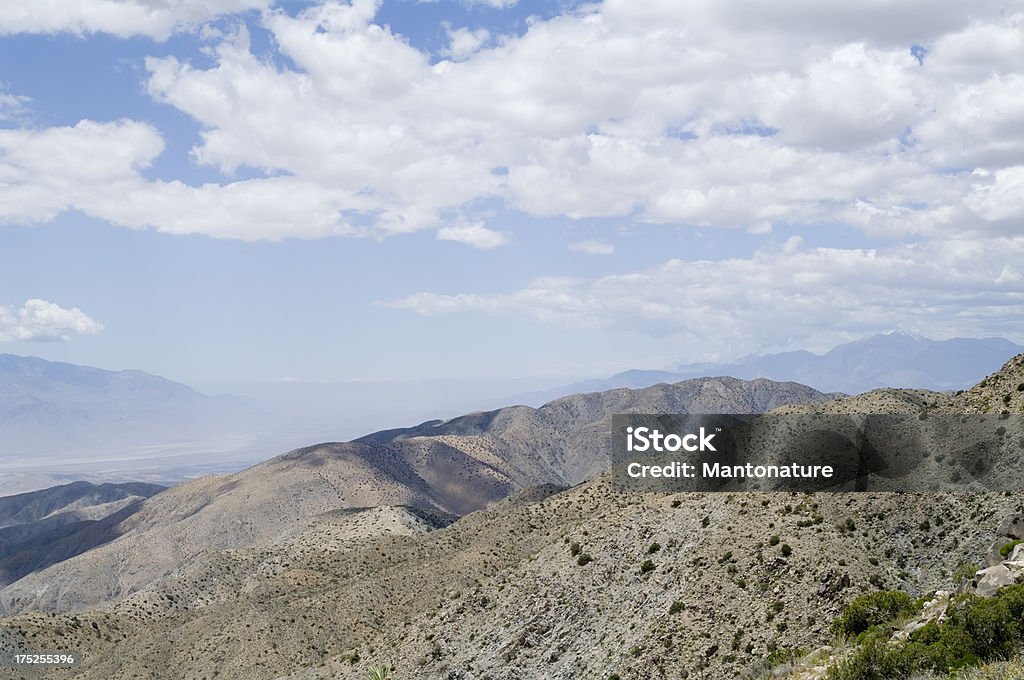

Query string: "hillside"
[[0, 376, 829, 616], [0, 482, 164, 588], [1, 359, 1021, 679]]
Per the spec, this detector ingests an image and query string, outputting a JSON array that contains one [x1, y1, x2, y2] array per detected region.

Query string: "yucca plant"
[[367, 665, 391, 680]]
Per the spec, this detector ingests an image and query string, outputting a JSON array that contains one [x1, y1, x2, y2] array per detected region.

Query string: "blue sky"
[[1, 0, 1022, 384]]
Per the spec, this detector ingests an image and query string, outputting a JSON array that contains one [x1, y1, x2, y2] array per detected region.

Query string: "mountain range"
[[1, 352, 1022, 679], [519, 332, 1024, 403], [0, 375, 829, 615], [0, 353, 265, 459], [3, 332, 1019, 497]]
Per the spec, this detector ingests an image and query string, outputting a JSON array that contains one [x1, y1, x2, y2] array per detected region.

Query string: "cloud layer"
[[0, 300, 104, 342], [0, 1, 1021, 243], [0, 0, 270, 40], [388, 237, 1024, 355], [0, 1, 1022, 354]]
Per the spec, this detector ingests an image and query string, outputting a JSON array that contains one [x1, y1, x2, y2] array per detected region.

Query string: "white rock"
[[975, 564, 1016, 597]]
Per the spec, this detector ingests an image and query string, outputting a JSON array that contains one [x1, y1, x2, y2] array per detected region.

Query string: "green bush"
[[832, 591, 916, 637], [999, 540, 1021, 558], [577, 553, 592, 566], [639, 559, 655, 575], [825, 585, 1024, 680]]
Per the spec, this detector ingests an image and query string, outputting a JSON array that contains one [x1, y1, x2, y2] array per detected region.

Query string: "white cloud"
[[0, 299, 104, 342], [442, 26, 490, 60], [0, 0, 270, 40], [569, 239, 615, 255], [0, 91, 29, 123], [0, 119, 365, 239], [387, 237, 1024, 355], [465, 0, 519, 7], [436, 222, 508, 249], [0, 2, 1021, 247]]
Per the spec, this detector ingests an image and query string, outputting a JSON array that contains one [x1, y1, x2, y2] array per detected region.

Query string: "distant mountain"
[[0, 354, 268, 487], [516, 333, 1024, 402], [675, 332, 1024, 394], [0, 375, 830, 615]]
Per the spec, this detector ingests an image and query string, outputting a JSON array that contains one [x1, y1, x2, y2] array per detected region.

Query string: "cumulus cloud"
[[0, 0, 270, 40], [569, 240, 615, 255], [386, 237, 1024, 355], [442, 26, 490, 60], [436, 222, 508, 249], [0, 1, 1022, 246], [0, 299, 104, 342], [0, 119, 363, 239]]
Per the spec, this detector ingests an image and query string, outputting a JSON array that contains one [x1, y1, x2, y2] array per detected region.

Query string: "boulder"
[[1011, 543, 1024, 563], [975, 564, 1017, 597], [997, 514, 1024, 541]]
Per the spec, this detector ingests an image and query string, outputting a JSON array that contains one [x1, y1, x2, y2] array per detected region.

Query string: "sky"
[[1, 0, 1023, 385]]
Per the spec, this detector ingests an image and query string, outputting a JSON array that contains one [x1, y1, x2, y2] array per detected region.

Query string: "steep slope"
[[4, 477, 1021, 680], [0, 377, 830, 616], [0, 482, 164, 587], [955, 351, 1024, 414]]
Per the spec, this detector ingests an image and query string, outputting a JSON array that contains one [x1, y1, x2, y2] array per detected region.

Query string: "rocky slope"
[[0, 376, 828, 616], [0, 482, 164, 587], [1, 358, 1021, 679]]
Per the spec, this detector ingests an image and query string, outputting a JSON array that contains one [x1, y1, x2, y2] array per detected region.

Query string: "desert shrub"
[[832, 591, 916, 637], [647, 542, 661, 554], [569, 542, 582, 557], [954, 563, 980, 583], [639, 559, 655, 575], [781, 544, 793, 557], [367, 666, 391, 680], [576, 553, 592, 566], [999, 540, 1021, 558], [826, 585, 1024, 679]]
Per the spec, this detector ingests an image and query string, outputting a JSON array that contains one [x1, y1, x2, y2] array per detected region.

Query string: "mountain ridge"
[[0, 375, 830, 616]]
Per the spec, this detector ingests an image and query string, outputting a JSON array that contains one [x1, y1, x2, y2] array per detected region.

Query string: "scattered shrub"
[[826, 585, 1024, 680], [831, 590, 916, 637]]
